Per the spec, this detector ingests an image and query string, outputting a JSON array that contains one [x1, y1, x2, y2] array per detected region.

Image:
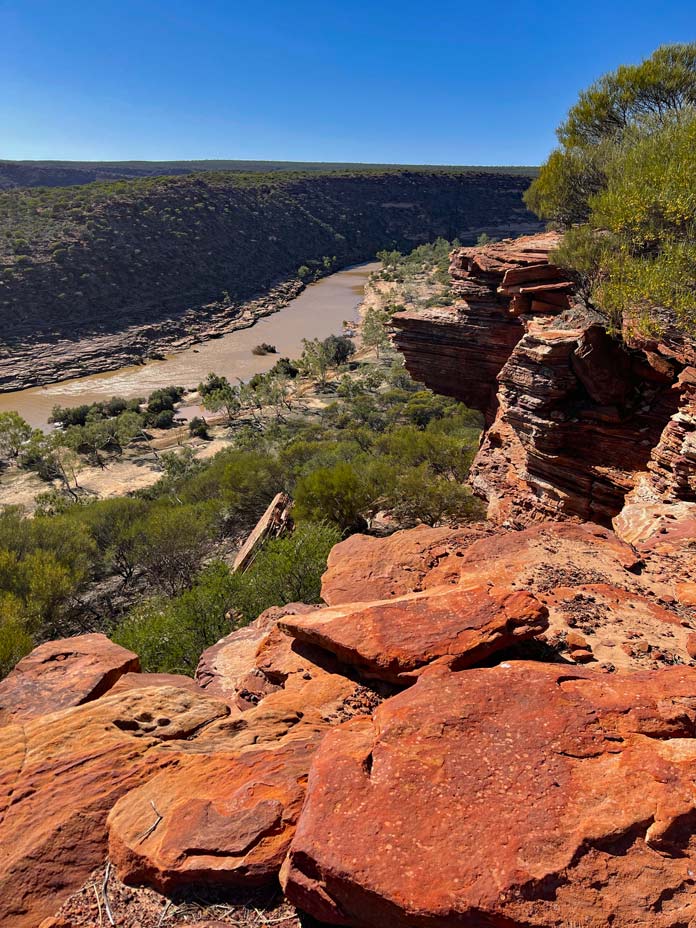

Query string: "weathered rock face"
[[470, 319, 682, 526], [0, 633, 139, 725], [108, 734, 319, 892], [322, 519, 696, 672], [282, 661, 696, 928], [279, 585, 548, 684], [392, 232, 693, 527], [0, 685, 229, 928], [195, 603, 318, 710], [321, 523, 493, 605]]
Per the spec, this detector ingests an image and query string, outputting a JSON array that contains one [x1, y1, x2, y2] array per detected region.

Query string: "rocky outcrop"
[[279, 585, 548, 684], [391, 232, 693, 528], [321, 523, 493, 605], [0, 633, 139, 725], [0, 685, 229, 928], [4, 506, 696, 927], [282, 660, 696, 928], [108, 734, 319, 892], [325, 520, 696, 672]]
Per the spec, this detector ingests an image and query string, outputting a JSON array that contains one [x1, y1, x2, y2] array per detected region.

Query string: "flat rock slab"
[[108, 734, 320, 892], [279, 586, 547, 684], [543, 582, 696, 670], [456, 521, 643, 591], [283, 661, 696, 928], [0, 633, 139, 725], [320, 524, 493, 606], [0, 685, 228, 928]]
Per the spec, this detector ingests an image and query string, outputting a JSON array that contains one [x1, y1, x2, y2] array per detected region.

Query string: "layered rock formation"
[[392, 232, 695, 530]]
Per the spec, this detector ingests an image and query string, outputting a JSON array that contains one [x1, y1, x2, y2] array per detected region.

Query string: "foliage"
[[112, 561, 237, 674], [189, 416, 211, 439], [528, 44, 696, 333], [0, 412, 32, 463], [294, 462, 379, 533], [113, 522, 339, 673], [361, 304, 392, 357], [526, 43, 696, 225], [198, 372, 240, 421], [133, 503, 215, 595]]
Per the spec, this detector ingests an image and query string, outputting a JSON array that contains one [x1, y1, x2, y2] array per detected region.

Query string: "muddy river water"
[[0, 262, 380, 429]]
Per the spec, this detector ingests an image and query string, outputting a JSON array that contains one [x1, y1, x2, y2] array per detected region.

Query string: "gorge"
[[1, 231, 695, 928], [0, 169, 540, 391]]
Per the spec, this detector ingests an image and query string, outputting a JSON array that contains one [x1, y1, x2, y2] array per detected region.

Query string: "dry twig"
[[102, 861, 116, 926], [136, 800, 163, 844]]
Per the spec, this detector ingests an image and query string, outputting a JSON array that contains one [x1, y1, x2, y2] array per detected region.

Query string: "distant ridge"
[[0, 159, 538, 190]]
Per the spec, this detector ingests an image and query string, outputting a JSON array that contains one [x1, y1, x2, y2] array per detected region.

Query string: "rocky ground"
[[1, 233, 695, 928]]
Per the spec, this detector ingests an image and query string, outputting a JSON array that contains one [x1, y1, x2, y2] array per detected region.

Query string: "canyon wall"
[[0, 170, 541, 390], [392, 232, 696, 536]]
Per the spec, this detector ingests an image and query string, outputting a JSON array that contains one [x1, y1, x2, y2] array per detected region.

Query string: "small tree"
[[198, 372, 240, 422], [361, 305, 391, 358], [299, 338, 333, 388], [0, 412, 32, 464]]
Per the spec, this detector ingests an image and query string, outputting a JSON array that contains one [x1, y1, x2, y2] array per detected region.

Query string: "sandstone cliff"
[[392, 232, 696, 538]]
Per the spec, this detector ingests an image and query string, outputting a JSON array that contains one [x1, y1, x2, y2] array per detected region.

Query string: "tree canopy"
[[525, 43, 696, 333]]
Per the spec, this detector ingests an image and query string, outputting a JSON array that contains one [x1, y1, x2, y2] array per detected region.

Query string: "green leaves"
[[529, 44, 696, 334]]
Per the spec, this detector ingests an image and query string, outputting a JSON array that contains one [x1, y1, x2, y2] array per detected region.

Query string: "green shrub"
[[527, 44, 696, 334], [188, 416, 210, 439]]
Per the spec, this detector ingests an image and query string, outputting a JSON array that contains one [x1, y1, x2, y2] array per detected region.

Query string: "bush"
[[113, 522, 339, 673], [526, 43, 696, 334], [188, 416, 210, 439], [134, 503, 214, 595], [0, 612, 33, 678], [146, 385, 184, 415], [252, 342, 277, 355], [269, 357, 299, 379], [294, 461, 377, 533], [113, 561, 237, 674]]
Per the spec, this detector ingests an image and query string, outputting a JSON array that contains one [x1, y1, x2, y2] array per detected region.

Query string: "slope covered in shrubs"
[[0, 169, 538, 356]]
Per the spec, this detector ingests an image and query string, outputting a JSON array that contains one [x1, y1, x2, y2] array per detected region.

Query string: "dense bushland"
[[0, 159, 539, 191], [0, 346, 483, 675], [525, 43, 696, 334]]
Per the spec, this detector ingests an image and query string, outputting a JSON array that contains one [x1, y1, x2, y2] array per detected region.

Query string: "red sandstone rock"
[[195, 604, 316, 709], [109, 671, 207, 695], [109, 735, 319, 892], [456, 521, 642, 588], [282, 661, 696, 928], [279, 585, 548, 684], [0, 633, 139, 725], [395, 232, 692, 528], [543, 583, 696, 670], [0, 685, 229, 928], [320, 523, 493, 605], [687, 633, 696, 659]]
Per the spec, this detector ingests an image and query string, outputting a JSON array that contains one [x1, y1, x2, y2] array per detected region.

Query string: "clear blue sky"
[[1, 0, 694, 165]]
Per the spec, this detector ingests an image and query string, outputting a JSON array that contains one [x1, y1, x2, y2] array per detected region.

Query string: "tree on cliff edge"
[[525, 43, 696, 334]]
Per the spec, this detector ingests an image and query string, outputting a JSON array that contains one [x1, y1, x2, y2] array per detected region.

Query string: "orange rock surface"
[[0, 633, 139, 725], [283, 661, 696, 928]]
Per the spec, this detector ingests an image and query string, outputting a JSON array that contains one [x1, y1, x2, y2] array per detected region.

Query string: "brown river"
[[0, 262, 380, 429]]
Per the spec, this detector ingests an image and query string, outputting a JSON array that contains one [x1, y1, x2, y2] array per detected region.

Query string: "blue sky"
[[1, 0, 694, 165]]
